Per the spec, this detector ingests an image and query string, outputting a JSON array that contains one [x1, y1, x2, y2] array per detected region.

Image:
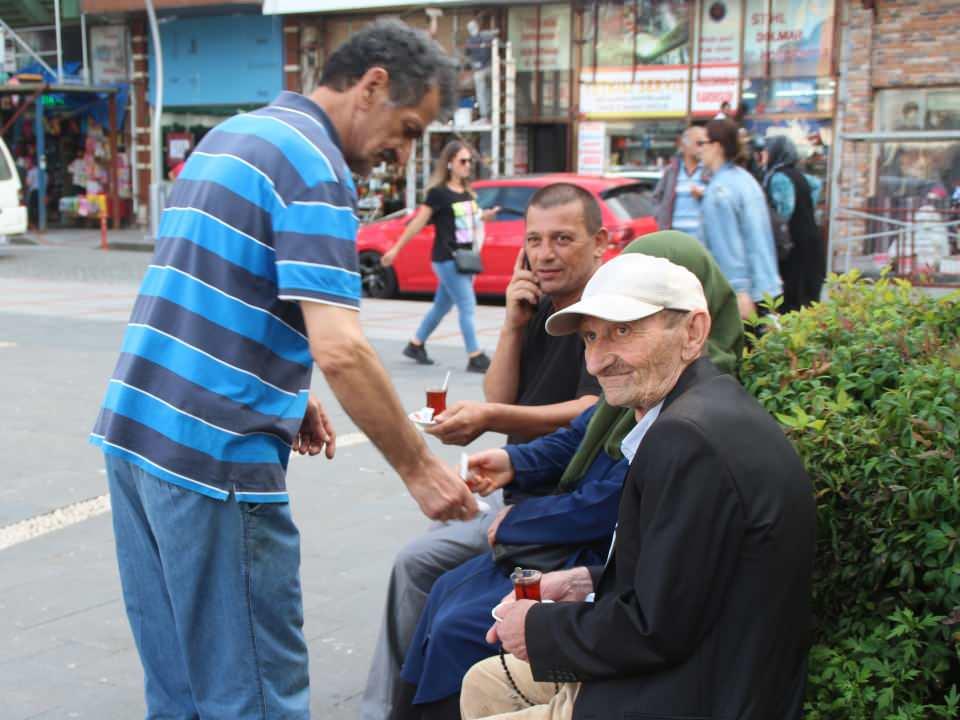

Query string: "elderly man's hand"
[[486, 599, 536, 661], [425, 401, 491, 445], [541, 567, 594, 602]]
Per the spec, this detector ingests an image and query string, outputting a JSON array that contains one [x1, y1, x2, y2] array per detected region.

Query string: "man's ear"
[[592, 227, 609, 258], [682, 309, 711, 362], [356, 66, 390, 109]]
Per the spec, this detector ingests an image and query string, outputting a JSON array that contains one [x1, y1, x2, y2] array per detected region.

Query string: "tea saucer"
[[408, 409, 436, 429]]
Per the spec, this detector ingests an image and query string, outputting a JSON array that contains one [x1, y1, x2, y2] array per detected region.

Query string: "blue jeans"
[[106, 455, 310, 719], [414, 260, 479, 354]]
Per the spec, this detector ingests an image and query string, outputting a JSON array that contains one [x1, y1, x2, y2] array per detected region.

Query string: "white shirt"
[[619, 401, 664, 464], [586, 400, 665, 602]]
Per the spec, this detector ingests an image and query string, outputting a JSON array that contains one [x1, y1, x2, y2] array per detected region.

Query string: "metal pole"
[[827, 0, 849, 277], [35, 100, 46, 231], [81, 13, 90, 86], [53, 0, 63, 82], [109, 94, 120, 231], [145, 0, 164, 240], [491, 38, 500, 178]]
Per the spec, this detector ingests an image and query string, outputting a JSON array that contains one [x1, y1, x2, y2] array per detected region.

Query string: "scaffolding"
[[829, 129, 960, 288], [405, 38, 516, 210]]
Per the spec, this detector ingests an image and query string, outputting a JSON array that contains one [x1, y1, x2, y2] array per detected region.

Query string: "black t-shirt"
[[505, 297, 601, 503], [511, 298, 601, 443], [425, 185, 483, 262]]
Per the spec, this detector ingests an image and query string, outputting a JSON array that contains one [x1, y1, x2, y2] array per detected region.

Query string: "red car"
[[357, 173, 659, 298]]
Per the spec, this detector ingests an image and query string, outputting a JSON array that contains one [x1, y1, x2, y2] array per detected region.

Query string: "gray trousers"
[[360, 491, 503, 720]]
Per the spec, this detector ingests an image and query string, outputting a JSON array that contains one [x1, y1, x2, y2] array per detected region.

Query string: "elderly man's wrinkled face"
[[580, 311, 688, 412]]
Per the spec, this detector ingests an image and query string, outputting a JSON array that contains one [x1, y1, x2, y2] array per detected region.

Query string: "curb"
[[7, 236, 154, 253]]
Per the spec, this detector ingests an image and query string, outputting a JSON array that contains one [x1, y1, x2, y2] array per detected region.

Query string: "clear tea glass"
[[426, 388, 447, 416], [510, 567, 542, 601]]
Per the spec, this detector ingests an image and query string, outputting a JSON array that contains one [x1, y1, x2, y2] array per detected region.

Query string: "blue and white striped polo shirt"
[[91, 92, 360, 503], [671, 163, 705, 236]]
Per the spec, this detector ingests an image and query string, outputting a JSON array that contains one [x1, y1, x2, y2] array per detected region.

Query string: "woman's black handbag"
[[453, 248, 484, 274]]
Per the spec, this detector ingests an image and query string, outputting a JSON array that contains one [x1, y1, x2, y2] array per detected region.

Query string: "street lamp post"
[[145, 0, 164, 240]]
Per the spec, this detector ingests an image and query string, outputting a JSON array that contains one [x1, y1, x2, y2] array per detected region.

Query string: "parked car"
[[0, 137, 27, 239], [357, 173, 659, 298], [605, 166, 663, 193]]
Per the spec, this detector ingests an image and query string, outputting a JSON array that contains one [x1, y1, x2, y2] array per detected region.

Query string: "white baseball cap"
[[545, 253, 708, 336]]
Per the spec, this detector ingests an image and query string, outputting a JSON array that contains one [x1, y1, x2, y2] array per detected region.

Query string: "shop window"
[[580, 1, 690, 120], [739, 0, 836, 117], [606, 119, 686, 172], [872, 88, 960, 207], [583, 0, 690, 72], [508, 4, 571, 120]]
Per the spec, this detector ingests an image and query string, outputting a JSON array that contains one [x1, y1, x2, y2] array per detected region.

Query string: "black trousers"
[[392, 681, 461, 720]]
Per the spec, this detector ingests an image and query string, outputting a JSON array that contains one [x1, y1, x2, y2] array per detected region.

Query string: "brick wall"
[[833, 0, 960, 264], [872, 0, 960, 89]]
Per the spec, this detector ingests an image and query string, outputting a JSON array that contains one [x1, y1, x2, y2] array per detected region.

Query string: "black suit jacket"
[[525, 358, 815, 720]]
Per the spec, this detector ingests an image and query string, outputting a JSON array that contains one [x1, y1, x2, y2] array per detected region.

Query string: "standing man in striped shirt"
[[91, 20, 475, 720]]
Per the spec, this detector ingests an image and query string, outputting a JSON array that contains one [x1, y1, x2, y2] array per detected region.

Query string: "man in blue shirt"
[[652, 125, 708, 235], [92, 20, 476, 720], [699, 117, 782, 319]]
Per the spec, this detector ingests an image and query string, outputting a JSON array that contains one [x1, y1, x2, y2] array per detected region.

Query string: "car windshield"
[[601, 184, 655, 220]]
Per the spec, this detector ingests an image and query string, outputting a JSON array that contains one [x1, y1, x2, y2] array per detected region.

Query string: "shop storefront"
[[506, 3, 573, 173], [292, 5, 512, 215], [575, 0, 838, 199], [148, 12, 285, 179], [827, 1, 960, 287]]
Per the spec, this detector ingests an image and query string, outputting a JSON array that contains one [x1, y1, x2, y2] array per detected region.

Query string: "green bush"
[[741, 272, 960, 719]]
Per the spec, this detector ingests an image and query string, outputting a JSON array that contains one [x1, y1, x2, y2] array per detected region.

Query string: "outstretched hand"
[[465, 448, 514, 496]]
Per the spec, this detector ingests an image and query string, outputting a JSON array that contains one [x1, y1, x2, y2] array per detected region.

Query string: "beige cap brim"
[[545, 294, 665, 336]]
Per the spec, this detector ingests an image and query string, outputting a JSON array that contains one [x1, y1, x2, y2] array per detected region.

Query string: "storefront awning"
[[262, 0, 509, 15]]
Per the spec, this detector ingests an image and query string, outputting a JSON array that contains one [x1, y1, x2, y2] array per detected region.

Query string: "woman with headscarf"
[[391, 231, 744, 720], [762, 135, 826, 313]]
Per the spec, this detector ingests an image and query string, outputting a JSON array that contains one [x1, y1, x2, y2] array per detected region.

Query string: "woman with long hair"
[[383, 140, 498, 373]]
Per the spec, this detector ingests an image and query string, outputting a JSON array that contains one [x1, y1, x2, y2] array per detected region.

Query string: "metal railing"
[[831, 204, 960, 286]]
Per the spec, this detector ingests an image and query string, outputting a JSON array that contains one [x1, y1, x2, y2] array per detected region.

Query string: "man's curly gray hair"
[[319, 18, 457, 120]]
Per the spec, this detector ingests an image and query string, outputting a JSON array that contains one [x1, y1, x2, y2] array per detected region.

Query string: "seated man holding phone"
[[362, 184, 608, 720]]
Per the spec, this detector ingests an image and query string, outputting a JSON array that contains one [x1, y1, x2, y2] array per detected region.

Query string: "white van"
[[0, 136, 27, 238]]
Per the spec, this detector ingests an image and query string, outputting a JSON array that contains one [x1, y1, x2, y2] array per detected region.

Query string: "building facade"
[[832, 0, 960, 284]]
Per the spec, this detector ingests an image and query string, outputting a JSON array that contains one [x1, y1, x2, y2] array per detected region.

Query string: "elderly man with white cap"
[[461, 253, 815, 720]]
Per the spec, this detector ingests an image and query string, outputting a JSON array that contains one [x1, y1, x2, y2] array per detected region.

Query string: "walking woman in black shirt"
[[383, 140, 498, 373]]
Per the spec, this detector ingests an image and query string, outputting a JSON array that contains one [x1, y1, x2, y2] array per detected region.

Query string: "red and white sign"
[[577, 121, 606, 175], [692, 0, 742, 115]]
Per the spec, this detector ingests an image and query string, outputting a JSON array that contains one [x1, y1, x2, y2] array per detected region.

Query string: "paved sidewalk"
[[0, 242, 509, 718]]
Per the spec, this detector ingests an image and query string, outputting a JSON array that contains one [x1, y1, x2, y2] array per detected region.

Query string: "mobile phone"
[[521, 251, 531, 271]]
